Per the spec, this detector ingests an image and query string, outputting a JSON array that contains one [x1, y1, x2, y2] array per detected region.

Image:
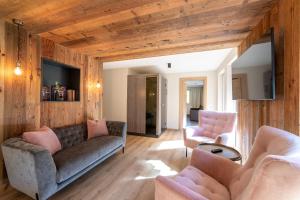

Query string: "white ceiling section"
[[103, 48, 233, 74], [186, 80, 204, 87]]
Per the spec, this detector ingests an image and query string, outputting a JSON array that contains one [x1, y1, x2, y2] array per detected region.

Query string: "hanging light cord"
[[29, 34, 33, 79], [17, 23, 20, 63]]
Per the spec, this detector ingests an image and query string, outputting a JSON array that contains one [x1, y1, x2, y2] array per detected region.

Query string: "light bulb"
[[96, 82, 101, 88], [14, 62, 22, 76]]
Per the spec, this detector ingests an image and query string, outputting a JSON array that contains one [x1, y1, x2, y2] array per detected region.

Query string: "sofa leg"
[[122, 147, 125, 154], [186, 147, 187, 157], [35, 193, 39, 200]]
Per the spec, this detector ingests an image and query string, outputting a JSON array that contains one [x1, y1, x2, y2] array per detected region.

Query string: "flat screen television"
[[232, 28, 276, 100]]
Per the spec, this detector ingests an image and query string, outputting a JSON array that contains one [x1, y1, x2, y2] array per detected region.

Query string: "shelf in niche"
[[41, 58, 80, 102]]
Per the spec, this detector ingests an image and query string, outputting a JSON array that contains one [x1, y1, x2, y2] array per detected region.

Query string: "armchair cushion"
[[156, 175, 205, 200], [155, 166, 230, 200], [184, 111, 237, 149], [174, 166, 230, 200], [184, 135, 214, 149], [191, 148, 240, 187], [183, 127, 215, 149]]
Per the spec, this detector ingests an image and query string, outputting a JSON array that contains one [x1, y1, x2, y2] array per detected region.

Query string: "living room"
[[0, 0, 299, 200]]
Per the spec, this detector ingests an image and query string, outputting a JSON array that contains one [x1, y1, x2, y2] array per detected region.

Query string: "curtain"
[[188, 87, 202, 108]]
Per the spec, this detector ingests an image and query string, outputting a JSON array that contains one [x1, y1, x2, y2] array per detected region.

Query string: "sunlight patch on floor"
[[152, 140, 185, 150], [135, 160, 178, 180]]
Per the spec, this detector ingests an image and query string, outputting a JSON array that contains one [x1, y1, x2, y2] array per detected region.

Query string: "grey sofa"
[[1, 121, 127, 200]]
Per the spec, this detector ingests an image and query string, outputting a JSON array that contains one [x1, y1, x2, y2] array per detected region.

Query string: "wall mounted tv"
[[232, 28, 276, 100]]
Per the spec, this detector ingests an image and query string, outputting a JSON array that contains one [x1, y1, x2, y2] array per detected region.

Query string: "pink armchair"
[[156, 126, 300, 200], [183, 110, 237, 156]]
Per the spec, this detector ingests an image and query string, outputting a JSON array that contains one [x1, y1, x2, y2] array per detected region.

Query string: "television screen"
[[232, 28, 275, 100]]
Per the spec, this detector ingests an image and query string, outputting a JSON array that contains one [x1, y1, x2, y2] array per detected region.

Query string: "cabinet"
[[127, 74, 167, 137]]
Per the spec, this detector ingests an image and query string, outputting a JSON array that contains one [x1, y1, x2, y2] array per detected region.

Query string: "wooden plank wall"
[[236, 0, 300, 160], [0, 20, 5, 181], [0, 21, 103, 180]]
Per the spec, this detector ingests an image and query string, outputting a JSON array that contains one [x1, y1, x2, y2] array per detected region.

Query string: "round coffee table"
[[197, 143, 242, 163]]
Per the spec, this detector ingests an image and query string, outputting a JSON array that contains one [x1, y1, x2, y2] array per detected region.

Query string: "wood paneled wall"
[[236, 0, 300, 160], [0, 21, 103, 180], [40, 38, 102, 127]]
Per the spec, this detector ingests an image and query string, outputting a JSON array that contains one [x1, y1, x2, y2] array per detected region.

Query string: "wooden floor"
[[0, 130, 189, 200]]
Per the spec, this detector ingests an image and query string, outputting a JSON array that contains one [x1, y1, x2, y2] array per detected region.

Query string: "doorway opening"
[[179, 77, 207, 130]]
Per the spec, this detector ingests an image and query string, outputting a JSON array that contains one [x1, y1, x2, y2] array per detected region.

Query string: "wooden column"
[[236, 0, 300, 160], [0, 20, 5, 182]]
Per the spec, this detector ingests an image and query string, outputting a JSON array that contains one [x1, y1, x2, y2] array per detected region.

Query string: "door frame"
[[179, 77, 207, 130]]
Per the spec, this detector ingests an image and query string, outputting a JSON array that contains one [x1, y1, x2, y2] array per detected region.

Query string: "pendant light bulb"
[[13, 19, 24, 76], [96, 81, 101, 89], [14, 61, 22, 76]]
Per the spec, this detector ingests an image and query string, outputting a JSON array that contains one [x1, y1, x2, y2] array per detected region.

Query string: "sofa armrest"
[[106, 121, 127, 146], [190, 148, 241, 187], [2, 138, 57, 200], [155, 176, 206, 200]]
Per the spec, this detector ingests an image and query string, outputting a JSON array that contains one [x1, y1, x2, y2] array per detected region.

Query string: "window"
[[221, 71, 226, 111], [186, 90, 190, 104]]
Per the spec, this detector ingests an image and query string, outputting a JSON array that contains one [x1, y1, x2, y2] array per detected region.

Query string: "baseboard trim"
[[127, 132, 159, 138]]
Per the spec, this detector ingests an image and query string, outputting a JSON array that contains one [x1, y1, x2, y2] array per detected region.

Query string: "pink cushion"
[[22, 126, 62, 155], [174, 166, 230, 200], [87, 119, 109, 139], [199, 110, 236, 137], [155, 166, 230, 200]]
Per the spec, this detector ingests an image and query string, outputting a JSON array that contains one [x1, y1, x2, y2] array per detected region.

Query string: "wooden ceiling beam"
[[0, 0, 278, 61], [99, 40, 240, 62], [39, 0, 274, 44], [87, 30, 248, 58], [39, 0, 260, 40], [38, 0, 207, 36], [65, 13, 260, 54]]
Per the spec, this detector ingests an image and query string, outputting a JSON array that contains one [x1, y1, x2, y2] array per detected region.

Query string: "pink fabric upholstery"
[[156, 126, 300, 200], [229, 126, 300, 200], [183, 111, 237, 149], [87, 119, 108, 139], [22, 126, 62, 155]]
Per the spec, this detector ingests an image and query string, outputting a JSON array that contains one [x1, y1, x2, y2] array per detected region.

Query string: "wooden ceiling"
[[0, 0, 277, 61]]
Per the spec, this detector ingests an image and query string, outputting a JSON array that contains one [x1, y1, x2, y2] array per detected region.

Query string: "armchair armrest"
[[215, 132, 230, 144], [155, 176, 206, 200], [183, 126, 205, 139], [191, 148, 241, 187], [215, 131, 236, 147], [106, 121, 127, 146], [1, 137, 57, 200]]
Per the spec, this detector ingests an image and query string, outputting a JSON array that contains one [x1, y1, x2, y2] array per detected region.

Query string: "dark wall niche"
[[41, 58, 80, 102]]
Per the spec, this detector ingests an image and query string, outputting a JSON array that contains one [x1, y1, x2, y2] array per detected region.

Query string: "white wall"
[[103, 68, 129, 122], [217, 49, 237, 112], [103, 69, 218, 130], [165, 71, 217, 129]]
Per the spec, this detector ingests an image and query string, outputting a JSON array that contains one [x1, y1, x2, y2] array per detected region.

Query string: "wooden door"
[[135, 76, 146, 134], [127, 75, 146, 134], [127, 76, 136, 133], [161, 77, 167, 129]]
